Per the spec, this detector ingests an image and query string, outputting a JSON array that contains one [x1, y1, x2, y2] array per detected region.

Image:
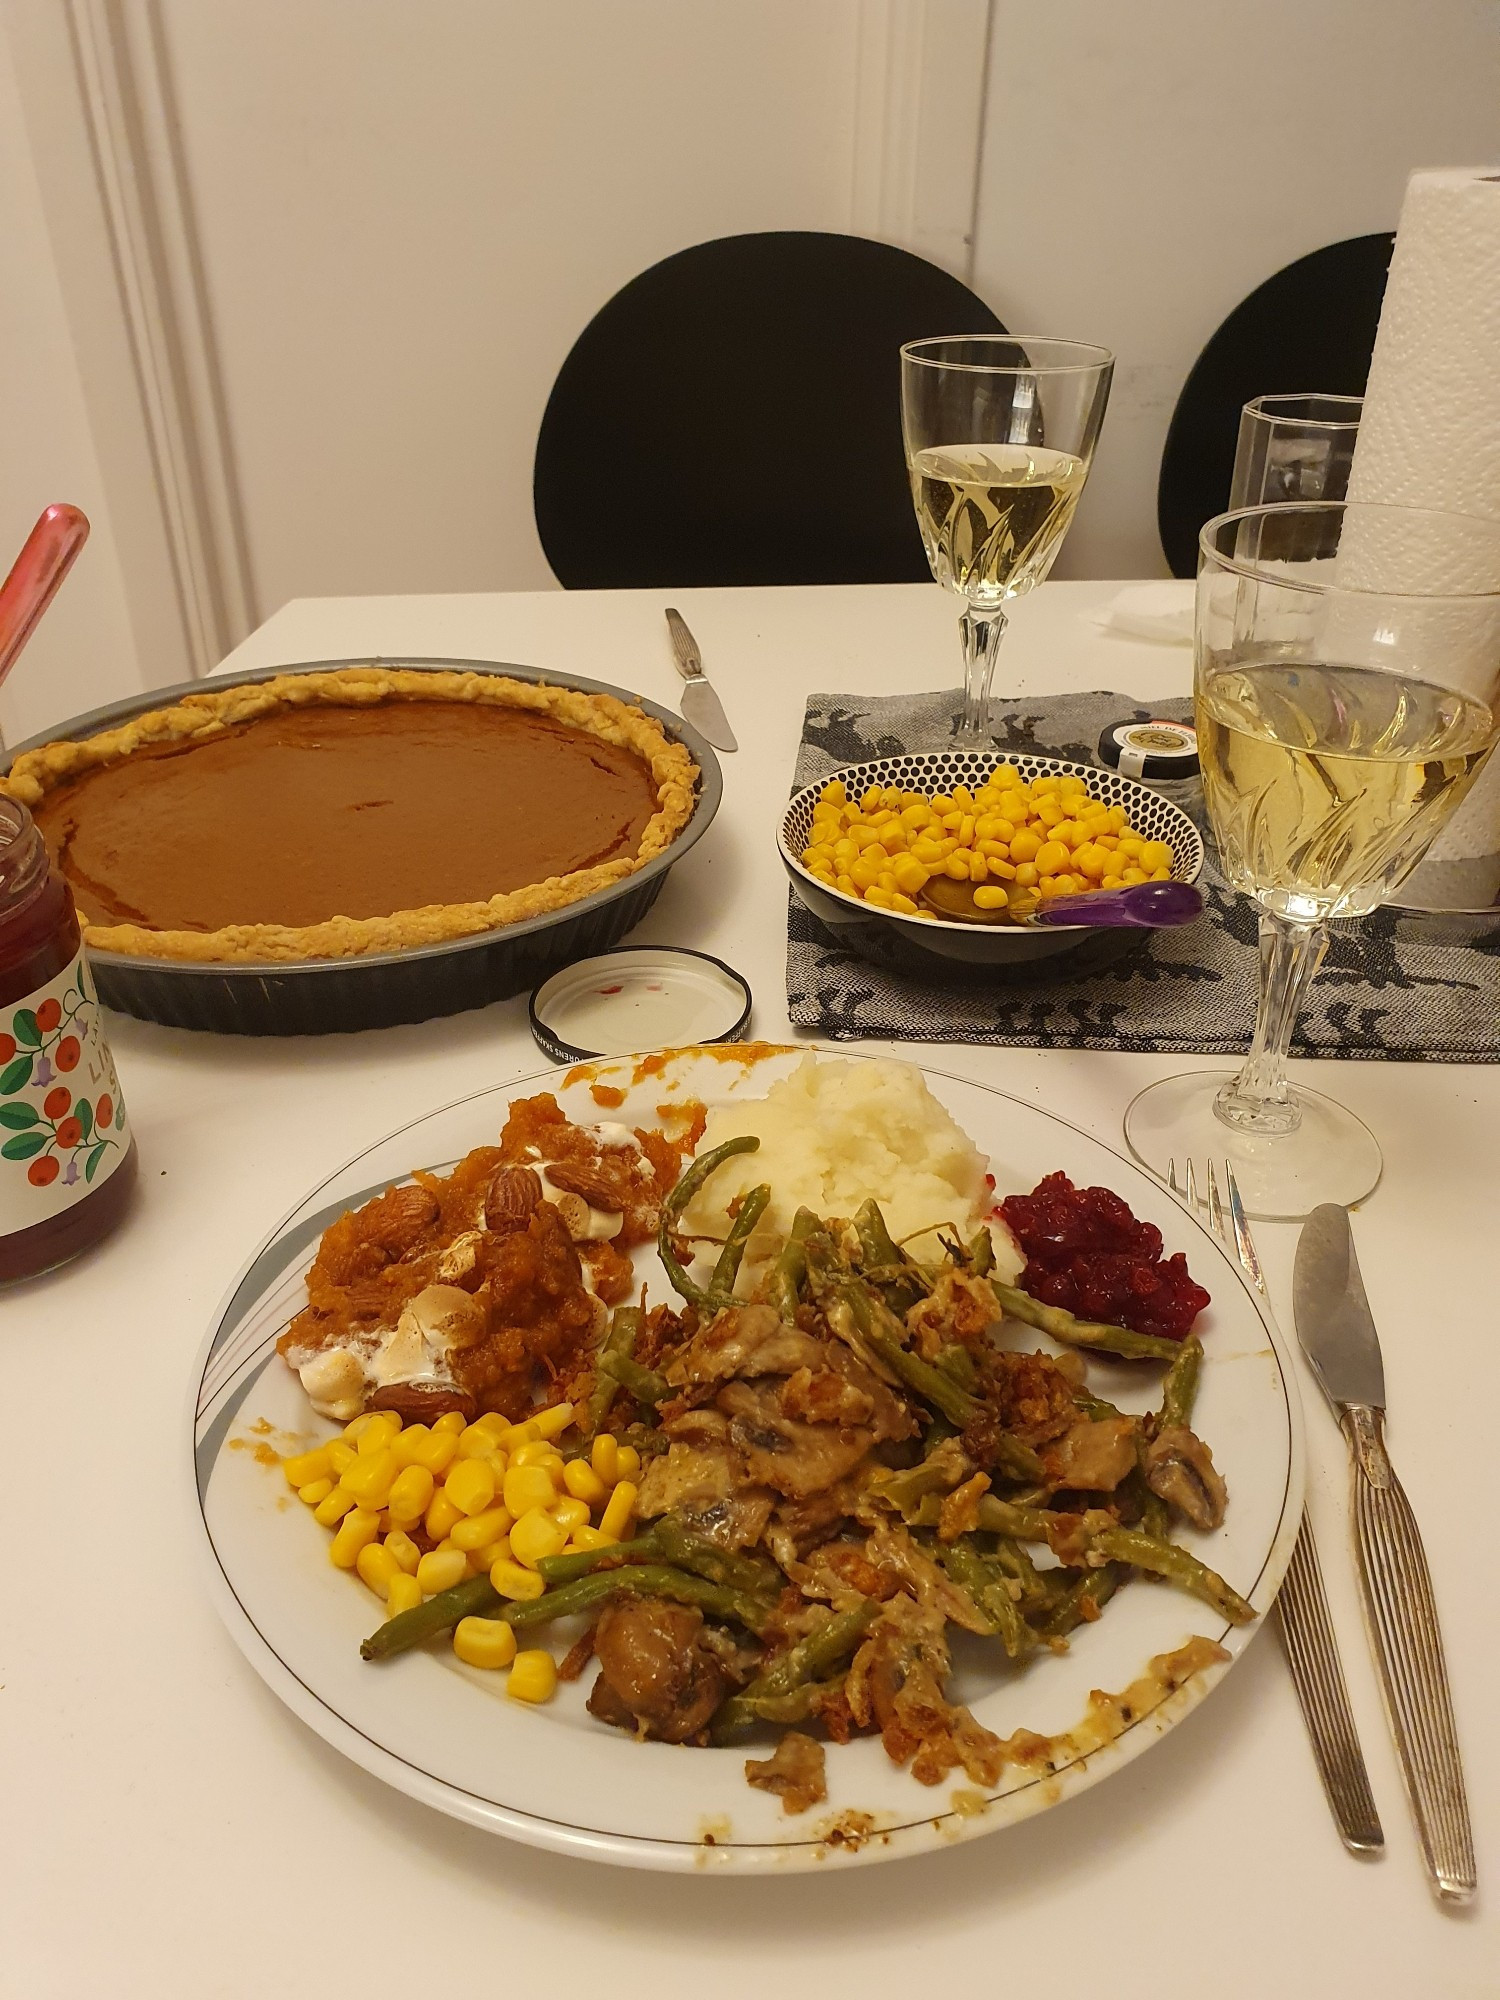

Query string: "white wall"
[[3, 0, 1498, 731], [972, 0, 1500, 579], [155, 0, 864, 608], [0, 24, 141, 746]]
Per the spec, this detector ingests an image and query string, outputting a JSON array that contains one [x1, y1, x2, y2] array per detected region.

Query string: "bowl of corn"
[[779, 750, 1204, 975]]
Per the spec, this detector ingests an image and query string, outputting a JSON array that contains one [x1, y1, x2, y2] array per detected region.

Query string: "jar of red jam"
[[0, 794, 136, 1280]]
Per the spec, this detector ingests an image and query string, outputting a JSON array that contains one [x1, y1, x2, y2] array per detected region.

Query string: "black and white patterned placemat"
[[786, 688, 1500, 1061]]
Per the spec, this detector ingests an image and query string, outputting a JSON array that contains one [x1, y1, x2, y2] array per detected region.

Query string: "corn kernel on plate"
[[191, 1044, 1298, 1872], [780, 753, 1203, 972]]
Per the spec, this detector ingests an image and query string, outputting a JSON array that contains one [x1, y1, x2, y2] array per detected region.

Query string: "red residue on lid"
[[598, 984, 624, 995]]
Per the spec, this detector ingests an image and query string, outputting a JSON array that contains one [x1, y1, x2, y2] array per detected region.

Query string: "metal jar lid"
[[1097, 718, 1200, 781], [529, 946, 752, 1064]]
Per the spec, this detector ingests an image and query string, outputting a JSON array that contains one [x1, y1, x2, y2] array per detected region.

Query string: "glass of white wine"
[[900, 336, 1113, 738], [1125, 500, 1500, 1218]]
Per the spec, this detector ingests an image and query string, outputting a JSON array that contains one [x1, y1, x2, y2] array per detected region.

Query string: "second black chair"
[[1156, 232, 1395, 577], [533, 231, 1004, 589]]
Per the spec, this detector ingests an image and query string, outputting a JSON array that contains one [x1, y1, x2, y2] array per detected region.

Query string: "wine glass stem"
[[958, 603, 1007, 739], [1215, 908, 1329, 1137]]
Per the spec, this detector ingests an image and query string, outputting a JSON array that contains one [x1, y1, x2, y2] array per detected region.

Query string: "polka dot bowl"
[[779, 750, 1205, 979]]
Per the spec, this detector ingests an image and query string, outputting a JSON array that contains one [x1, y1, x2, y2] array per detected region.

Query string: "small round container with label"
[[1096, 718, 1201, 812], [0, 795, 136, 1281]]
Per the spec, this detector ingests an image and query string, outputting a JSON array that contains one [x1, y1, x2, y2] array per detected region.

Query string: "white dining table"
[[8, 579, 1493, 1996]]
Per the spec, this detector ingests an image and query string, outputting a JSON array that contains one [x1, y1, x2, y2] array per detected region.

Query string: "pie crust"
[[1, 666, 699, 965]]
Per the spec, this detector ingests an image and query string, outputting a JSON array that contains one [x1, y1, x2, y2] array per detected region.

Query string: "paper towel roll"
[[1338, 167, 1500, 890]]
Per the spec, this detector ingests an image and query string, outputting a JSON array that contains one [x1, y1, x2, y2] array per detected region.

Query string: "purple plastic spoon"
[[1031, 878, 1203, 927], [920, 876, 1203, 928]]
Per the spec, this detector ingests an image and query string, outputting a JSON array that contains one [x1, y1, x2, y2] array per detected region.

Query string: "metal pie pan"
[[4, 657, 722, 1036]]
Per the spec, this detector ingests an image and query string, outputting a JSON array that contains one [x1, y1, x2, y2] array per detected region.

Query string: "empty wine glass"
[[901, 337, 1113, 739], [1125, 500, 1500, 1218], [1229, 393, 1362, 509]]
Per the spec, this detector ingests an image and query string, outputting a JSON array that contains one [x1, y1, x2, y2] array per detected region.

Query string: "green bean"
[[1037, 1563, 1124, 1640], [1090, 1527, 1255, 1625], [583, 1305, 641, 1437], [853, 1197, 903, 1272], [854, 1199, 926, 1313], [934, 1344, 978, 1392], [765, 1206, 819, 1322], [653, 1517, 782, 1597], [989, 1280, 1180, 1363], [1158, 1335, 1203, 1431], [973, 1493, 1061, 1542], [991, 1535, 1047, 1609], [504, 1563, 775, 1635], [1073, 1390, 1122, 1423], [874, 1443, 973, 1512], [936, 1537, 1035, 1660], [802, 1229, 851, 1297], [1122, 1459, 1170, 1541], [658, 1135, 761, 1308], [738, 1673, 848, 1727], [1138, 1484, 1171, 1542], [535, 1530, 664, 1585], [712, 1601, 878, 1739], [966, 1226, 996, 1278], [988, 1432, 1046, 1484], [904, 1491, 1061, 1546], [843, 1284, 980, 1426], [600, 1351, 669, 1407], [361, 1574, 499, 1661], [707, 1182, 770, 1304]]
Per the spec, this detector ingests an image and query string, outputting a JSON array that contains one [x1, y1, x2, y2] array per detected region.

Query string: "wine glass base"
[[1124, 1070, 1382, 1221]]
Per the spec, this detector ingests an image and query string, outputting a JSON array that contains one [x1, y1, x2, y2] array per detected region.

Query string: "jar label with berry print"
[[0, 949, 129, 1231]]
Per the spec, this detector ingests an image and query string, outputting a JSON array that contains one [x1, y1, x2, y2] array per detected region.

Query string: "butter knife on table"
[[1294, 1203, 1477, 1902], [665, 608, 737, 752]]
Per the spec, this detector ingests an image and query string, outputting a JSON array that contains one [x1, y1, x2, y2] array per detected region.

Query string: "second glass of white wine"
[[901, 337, 1113, 739], [1125, 500, 1500, 1218]]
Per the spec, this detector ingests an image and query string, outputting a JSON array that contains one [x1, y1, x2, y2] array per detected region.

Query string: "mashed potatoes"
[[681, 1055, 1023, 1281]]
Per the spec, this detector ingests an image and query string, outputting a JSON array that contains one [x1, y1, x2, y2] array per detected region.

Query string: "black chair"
[[1156, 232, 1395, 577], [533, 231, 1004, 588]]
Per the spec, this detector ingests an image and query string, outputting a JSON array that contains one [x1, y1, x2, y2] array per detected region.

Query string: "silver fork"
[[1168, 1157, 1384, 1856]]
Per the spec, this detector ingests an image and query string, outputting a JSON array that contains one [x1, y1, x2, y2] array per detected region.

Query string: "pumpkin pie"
[[1, 666, 698, 964]]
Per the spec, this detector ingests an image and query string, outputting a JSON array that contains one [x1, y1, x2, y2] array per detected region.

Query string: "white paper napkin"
[[1092, 581, 1194, 644]]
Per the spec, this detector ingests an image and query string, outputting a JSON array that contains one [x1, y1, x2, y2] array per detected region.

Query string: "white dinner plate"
[[191, 1045, 1304, 1872]]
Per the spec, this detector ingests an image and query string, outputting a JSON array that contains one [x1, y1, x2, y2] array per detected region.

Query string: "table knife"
[[1293, 1203, 1476, 1901], [1213, 1166, 1382, 1856], [665, 608, 737, 752]]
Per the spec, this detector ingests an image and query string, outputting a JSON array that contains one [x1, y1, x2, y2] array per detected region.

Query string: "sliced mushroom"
[[1145, 1424, 1228, 1530], [1043, 1414, 1140, 1492]]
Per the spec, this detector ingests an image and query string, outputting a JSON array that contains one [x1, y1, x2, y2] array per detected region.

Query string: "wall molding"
[[7, 0, 256, 682], [850, 0, 993, 285]]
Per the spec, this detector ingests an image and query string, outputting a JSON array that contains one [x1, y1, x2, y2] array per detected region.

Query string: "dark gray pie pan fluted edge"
[[3, 657, 723, 1036]]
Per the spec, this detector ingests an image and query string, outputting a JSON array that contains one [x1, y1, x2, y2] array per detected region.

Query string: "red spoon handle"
[[0, 503, 91, 691]]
